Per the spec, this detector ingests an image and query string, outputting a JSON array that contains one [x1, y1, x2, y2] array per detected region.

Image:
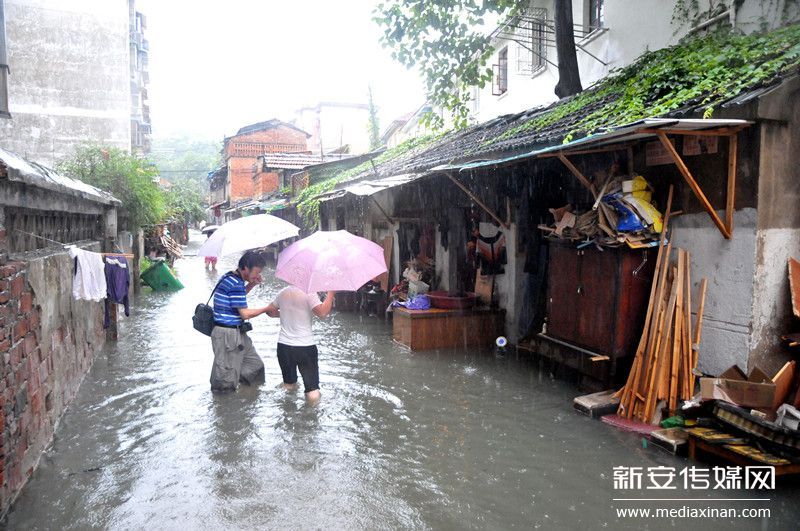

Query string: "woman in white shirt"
[[265, 286, 334, 403]]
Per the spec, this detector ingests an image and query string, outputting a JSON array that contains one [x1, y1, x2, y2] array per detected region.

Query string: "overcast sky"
[[138, 0, 426, 140]]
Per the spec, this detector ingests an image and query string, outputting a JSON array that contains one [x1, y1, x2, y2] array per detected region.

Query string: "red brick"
[[13, 320, 28, 341], [0, 291, 9, 304], [22, 335, 36, 356], [0, 338, 9, 353], [29, 309, 39, 330], [10, 343, 22, 365], [9, 276, 24, 298], [19, 292, 32, 314]]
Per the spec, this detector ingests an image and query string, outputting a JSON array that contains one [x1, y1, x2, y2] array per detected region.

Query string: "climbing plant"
[[497, 23, 800, 144], [295, 134, 442, 229]]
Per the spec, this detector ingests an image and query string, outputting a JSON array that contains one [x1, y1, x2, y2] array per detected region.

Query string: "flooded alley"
[[4, 234, 800, 530]]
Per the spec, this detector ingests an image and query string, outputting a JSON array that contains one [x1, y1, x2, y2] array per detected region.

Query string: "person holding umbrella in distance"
[[266, 230, 388, 404]]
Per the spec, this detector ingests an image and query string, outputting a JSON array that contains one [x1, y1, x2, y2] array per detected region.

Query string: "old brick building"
[[211, 120, 310, 221]]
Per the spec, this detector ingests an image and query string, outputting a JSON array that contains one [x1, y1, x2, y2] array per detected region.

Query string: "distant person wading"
[[209, 251, 272, 393]]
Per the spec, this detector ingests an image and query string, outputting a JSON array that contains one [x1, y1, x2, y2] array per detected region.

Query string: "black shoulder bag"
[[192, 272, 232, 336]]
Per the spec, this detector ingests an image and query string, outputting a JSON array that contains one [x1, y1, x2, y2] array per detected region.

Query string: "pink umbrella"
[[276, 230, 388, 293]]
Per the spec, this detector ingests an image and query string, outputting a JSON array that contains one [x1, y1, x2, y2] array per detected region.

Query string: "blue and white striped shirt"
[[213, 273, 247, 326]]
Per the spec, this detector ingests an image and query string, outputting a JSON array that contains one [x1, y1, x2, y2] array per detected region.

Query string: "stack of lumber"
[[616, 187, 708, 423]]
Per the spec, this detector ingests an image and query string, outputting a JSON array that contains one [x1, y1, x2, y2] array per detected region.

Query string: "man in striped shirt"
[[210, 251, 272, 392]]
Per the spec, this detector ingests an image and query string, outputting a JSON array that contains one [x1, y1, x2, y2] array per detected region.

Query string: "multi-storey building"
[[129, 0, 151, 154], [0, 0, 150, 165], [208, 119, 310, 222]]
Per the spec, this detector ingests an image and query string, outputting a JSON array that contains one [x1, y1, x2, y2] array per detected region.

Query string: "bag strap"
[[206, 271, 235, 305]]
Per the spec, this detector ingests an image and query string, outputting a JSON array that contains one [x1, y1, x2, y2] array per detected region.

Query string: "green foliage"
[[148, 134, 222, 189], [367, 86, 382, 150], [58, 145, 164, 230], [163, 176, 207, 224], [295, 134, 441, 229], [672, 0, 800, 32], [374, 0, 525, 130], [497, 23, 800, 144]]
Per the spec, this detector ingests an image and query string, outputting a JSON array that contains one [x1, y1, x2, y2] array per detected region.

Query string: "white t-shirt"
[[273, 286, 323, 346]]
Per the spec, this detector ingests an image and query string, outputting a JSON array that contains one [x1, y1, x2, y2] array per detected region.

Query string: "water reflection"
[[4, 233, 800, 530]]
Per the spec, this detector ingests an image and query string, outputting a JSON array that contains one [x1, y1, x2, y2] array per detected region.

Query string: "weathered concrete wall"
[[749, 78, 800, 374], [0, 0, 131, 166], [0, 240, 105, 516], [670, 209, 757, 376]]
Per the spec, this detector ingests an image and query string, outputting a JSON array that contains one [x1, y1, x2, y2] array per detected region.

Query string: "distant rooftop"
[[233, 119, 310, 138], [259, 152, 355, 170]]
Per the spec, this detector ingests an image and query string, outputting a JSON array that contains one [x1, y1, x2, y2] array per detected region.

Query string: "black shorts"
[[276, 343, 320, 393]]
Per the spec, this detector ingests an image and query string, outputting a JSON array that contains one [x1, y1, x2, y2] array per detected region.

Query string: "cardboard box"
[[700, 365, 777, 408]]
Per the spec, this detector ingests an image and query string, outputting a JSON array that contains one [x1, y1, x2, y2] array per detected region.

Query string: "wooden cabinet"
[[393, 307, 505, 351], [545, 244, 655, 359]]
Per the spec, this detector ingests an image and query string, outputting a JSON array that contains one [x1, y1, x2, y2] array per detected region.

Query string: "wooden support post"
[[556, 153, 597, 198], [655, 131, 731, 239], [726, 133, 738, 236], [108, 302, 118, 341], [446, 173, 510, 230]]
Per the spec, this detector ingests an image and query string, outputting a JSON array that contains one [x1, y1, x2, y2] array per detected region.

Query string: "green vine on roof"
[[295, 134, 443, 229], [495, 23, 800, 145]]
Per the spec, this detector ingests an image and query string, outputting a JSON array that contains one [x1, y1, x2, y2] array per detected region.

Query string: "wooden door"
[[576, 248, 618, 353], [546, 245, 581, 342]]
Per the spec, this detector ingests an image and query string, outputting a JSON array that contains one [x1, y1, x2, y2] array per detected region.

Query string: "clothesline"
[[12, 229, 133, 258]]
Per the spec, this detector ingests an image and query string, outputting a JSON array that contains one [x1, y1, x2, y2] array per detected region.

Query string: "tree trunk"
[[554, 0, 583, 98]]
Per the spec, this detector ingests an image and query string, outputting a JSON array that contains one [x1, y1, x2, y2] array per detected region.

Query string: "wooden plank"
[[682, 250, 693, 399], [669, 260, 684, 411], [789, 257, 800, 319], [655, 131, 731, 239], [538, 143, 637, 158], [637, 126, 747, 137], [690, 278, 708, 393], [621, 187, 674, 417], [556, 153, 598, 198], [726, 133, 738, 236], [446, 173, 510, 230], [771, 361, 797, 411], [645, 271, 679, 421]]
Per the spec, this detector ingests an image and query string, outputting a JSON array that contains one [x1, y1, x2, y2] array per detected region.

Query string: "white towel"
[[69, 247, 107, 301]]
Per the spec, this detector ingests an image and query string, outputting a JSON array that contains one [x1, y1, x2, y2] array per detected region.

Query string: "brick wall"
[[228, 157, 256, 201], [0, 231, 105, 516], [253, 171, 280, 199], [225, 125, 309, 202]]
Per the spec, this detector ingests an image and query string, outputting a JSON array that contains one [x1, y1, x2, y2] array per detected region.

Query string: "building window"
[[588, 0, 604, 30], [492, 47, 508, 96], [515, 8, 547, 76]]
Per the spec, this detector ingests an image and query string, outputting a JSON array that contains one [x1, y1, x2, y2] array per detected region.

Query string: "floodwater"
[[5, 233, 800, 530]]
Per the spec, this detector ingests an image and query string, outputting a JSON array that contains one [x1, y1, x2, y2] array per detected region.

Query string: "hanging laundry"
[[104, 256, 130, 329], [69, 246, 107, 301]]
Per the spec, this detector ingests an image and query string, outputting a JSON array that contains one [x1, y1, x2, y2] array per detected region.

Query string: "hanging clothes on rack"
[[69, 246, 107, 301], [104, 256, 130, 328]]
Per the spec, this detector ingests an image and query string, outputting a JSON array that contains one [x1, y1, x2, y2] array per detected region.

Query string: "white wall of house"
[[0, 0, 132, 165], [471, 0, 795, 124]]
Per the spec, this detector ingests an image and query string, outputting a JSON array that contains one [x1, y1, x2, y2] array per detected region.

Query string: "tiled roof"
[[260, 152, 355, 170], [338, 24, 800, 183], [234, 119, 310, 138]]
